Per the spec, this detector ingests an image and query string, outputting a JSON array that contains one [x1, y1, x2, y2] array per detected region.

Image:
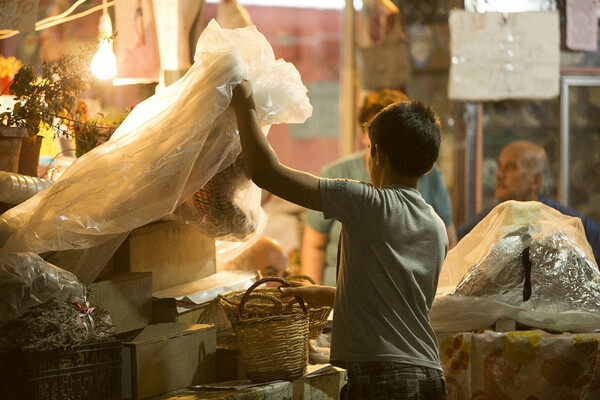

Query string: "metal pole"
[[559, 76, 569, 205], [340, 0, 356, 156], [475, 102, 483, 214], [465, 102, 478, 219]]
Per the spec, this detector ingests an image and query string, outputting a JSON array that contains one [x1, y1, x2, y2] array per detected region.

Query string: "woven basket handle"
[[286, 274, 316, 284], [237, 277, 307, 320], [245, 293, 283, 313]]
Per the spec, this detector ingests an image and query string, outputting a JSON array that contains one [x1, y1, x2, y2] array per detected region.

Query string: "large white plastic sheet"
[[432, 201, 600, 333], [0, 20, 312, 284]]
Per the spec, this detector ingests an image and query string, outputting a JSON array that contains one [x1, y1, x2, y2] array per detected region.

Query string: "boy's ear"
[[373, 143, 380, 165], [374, 144, 386, 166]]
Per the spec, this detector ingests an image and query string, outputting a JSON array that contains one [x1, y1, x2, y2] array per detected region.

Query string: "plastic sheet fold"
[[0, 20, 312, 283]]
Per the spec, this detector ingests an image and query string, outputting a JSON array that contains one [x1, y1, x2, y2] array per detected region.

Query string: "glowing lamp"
[[91, 12, 116, 80]]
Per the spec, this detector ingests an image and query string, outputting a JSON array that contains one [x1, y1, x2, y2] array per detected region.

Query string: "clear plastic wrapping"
[[0, 20, 312, 283], [432, 201, 600, 333], [452, 225, 600, 313], [0, 252, 86, 323]]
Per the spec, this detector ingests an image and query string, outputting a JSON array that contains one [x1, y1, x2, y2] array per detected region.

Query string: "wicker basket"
[[217, 275, 332, 340], [234, 277, 309, 383], [286, 275, 332, 339]]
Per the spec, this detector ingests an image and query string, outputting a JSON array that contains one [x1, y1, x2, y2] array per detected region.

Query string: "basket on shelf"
[[217, 275, 332, 340], [233, 277, 310, 383]]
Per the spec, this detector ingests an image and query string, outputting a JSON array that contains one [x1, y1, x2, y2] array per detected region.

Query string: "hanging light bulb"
[[91, 9, 116, 80], [91, 38, 117, 79]]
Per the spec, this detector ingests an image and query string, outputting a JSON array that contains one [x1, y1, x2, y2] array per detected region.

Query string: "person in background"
[[231, 80, 447, 399], [302, 89, 456, 285], [220, 236, 289, 280], [457, 140, 600, 265]]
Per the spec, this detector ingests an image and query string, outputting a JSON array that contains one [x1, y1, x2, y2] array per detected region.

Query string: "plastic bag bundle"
[[167, 153, 257, 240], [0, 20, 312, 283], [452, 227, 532, 303], [452, 225, 600, 313], [431, 201, 600, 333], [0, 252, 86, 323], [438, 200, 597, 291]]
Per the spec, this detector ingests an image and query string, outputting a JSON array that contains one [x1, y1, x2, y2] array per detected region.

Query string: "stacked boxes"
[[90, 220, 219, 399], [121, 323, 216, 400]]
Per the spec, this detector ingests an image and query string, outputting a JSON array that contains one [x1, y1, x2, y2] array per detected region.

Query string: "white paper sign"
[[566, 0, 598, 52], [448, 10, 560, 101], [0, 0, 39, 33]]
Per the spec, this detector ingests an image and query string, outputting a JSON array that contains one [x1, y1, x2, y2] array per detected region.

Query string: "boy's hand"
[[279, 284, 335, 309], [230, 77, 322, 212], [231, 80, 255, 111]]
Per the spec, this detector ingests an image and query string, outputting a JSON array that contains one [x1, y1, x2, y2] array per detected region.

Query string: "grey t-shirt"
[[306, 150, 453, 286], [320, 178, 447, 370]]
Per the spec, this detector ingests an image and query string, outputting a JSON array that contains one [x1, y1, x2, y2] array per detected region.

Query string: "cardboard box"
[[113, 221, 216, 292], [153, 297, 231, 332], [152, 270, 259, 332], [292, 365, 347, 400], [89, 272, 152, 334], [121, 323, 216, 400]]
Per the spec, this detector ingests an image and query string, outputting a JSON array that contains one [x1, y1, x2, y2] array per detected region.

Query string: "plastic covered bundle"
[[0, 20, 312, 284], [431, 201, 600, 333], [0, 252, 86, 323], [167, 153, 258, 240]]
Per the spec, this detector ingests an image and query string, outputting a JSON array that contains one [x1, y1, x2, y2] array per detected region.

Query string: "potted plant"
[[0, 53, 91, 175], [0, 55, 26, 173], [0, 52, 125, 175], [0, 53, 89, 140]]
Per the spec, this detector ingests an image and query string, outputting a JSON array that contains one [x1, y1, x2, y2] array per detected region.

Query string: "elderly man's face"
[[495, 146, 538, 202]]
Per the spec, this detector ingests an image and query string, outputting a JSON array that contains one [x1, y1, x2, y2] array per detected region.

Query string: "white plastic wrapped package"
[[0, 20, 312, 284], [0, 252, 86, 323], [431, 201, 600, 333]]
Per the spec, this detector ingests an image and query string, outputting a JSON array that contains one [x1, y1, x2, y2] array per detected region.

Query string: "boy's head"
[[367, 100, 441, 178], [358, 89, 409, 125]]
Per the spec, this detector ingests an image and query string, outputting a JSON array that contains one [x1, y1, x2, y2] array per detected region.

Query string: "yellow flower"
[[0, 55, 22, 79], [572, 334, 599, 355], [440, 334, 471, 374], [501, 330, 542, 365]]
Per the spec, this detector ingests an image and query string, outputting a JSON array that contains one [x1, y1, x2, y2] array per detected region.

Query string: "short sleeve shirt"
[[305, 150, 452, 286], [320, 178, 447, 370]]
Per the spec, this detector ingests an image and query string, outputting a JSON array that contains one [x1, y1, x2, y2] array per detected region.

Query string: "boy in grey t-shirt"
[[231, 80, 447, 399]]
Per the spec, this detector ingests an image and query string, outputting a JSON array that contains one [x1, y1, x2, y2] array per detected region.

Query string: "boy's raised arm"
[[231, 81, 322, 211]]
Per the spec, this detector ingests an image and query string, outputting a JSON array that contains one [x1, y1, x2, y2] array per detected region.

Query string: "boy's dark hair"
[[358, 89, 409, 125], [368, 100, 441, 177]]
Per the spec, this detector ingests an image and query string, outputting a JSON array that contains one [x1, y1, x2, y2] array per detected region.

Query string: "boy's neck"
[[377, 168, 419, 189]]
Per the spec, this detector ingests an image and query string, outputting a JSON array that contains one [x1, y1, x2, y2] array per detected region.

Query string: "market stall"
[[1, 0, 600, 399]]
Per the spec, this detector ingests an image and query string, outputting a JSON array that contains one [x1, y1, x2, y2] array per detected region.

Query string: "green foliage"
[[0, 53, 90, 137]]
